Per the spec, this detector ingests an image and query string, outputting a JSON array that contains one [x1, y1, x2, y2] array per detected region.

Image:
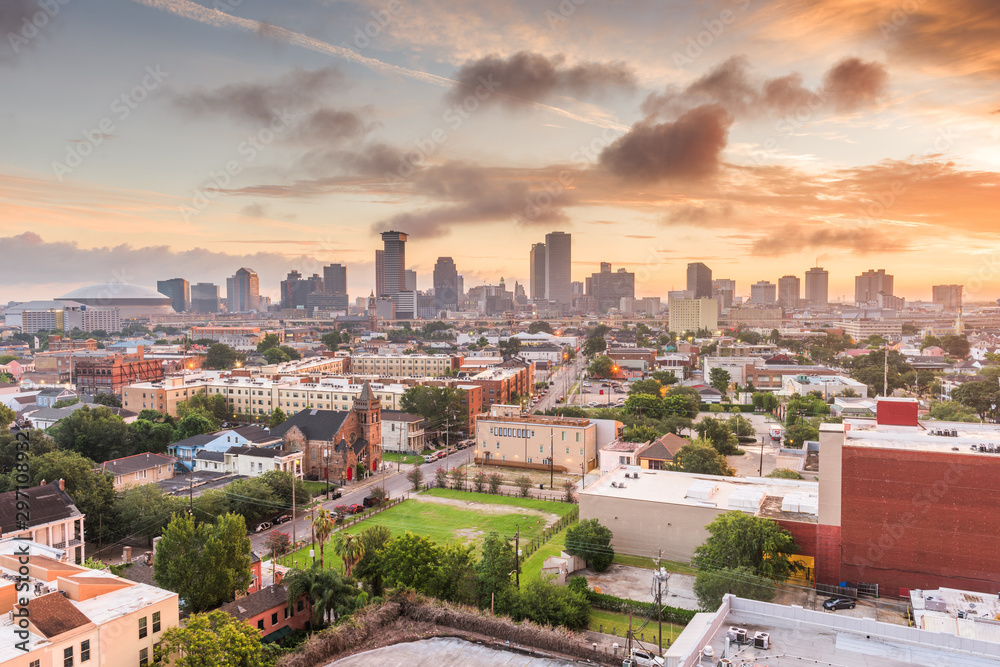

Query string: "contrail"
[[130, 0, 628, 131]]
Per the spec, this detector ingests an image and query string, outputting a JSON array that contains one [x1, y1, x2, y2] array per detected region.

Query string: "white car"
[[630, 649, 664, 666], [583, 381, 592, 387]]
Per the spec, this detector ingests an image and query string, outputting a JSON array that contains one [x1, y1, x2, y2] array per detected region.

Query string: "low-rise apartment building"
[[381, 411, 427, 453], [350, 353, 461, 377], [0, 481, 85, 563], [74, 348, 163, 395], [99, 453, 177, 491], [474, 404, 599, 473]]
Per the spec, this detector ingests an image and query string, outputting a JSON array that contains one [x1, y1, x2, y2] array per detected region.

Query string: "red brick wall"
[[876, 400, 918, 426], [839, 447, 1000, 595]]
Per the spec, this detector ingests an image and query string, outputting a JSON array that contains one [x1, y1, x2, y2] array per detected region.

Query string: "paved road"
[[531, 357, 587, 413]]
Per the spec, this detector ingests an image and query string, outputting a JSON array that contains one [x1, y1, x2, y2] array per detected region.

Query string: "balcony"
[[52, 538, 82, 549]]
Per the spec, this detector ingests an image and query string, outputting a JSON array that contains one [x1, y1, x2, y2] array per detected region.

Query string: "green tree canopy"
[[320, 331, 341, 350], [622, 393, 664, 419], [203, 343, 244, 370], [939, 334, 970, 358], [674, 441, 735, 476], [565, 519, 614, 572], [109, 483, 182, 544], [651, 370, 678, 385], [399, 386, 467, 433], [951, 381, 998, 420], [476, 531, 517, 604], [256, 333, 281, 353], [268, 407, 287, 428], [629, 379, 663, 396], [693, 511, 799, 581], [784, 420, 819, 448], [283, 564, 360, 626], [708, 367, 731, 394], [528, 321, 553, 334], [582, 336, 607, 358], [380, 532, 442, 592], [156, 610, 264, 667], [50, 405, 131, 462], [173, 413, 219, 442], [31, 451, 116, 536], [693, 565, 776, 611], [694, 417, 740, 455], [588, 355, 615, 378], [154, 512, 252, 613]]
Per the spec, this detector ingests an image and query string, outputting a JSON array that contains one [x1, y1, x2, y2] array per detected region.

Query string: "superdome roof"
[[58, 283, 172, 303]]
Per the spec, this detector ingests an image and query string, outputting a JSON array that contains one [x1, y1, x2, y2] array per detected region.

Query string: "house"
[[269, 382, 383, 483], [221, 446, 303, 478], [380, 410, 427, 454], [598, 440, 646, 474], [99, 453, 177, 491], [34, 386, 79, 408], [168, 424, 282, 470], [20, 401, 88, 430], [0, 538, 178, 667], [695, 385, 723, 404], [0, 480, 85, 563], [218, 582, 312, 642], [637, 433, 687, 470]]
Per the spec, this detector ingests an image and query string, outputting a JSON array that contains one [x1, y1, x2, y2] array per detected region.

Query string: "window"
[[284, 607, 289, 619], [297, 599, 304, 612], [81, 639, 90, 661], [562, 431, 566, 441], [139, 616, 147, 639], [620, 455, 628, 464], [139, 648, 148, 667], [540, 445, 544, 453], [271, 612, 278, 625], [496, 442, 500, 449], [576, 433, 581, 442], [30, 661, 39, 667], [64, 647, 73, 667], [152, 611, 160, 633], [257, 619, 265, 630], [566, 447, 570, 454], [580, 449, 584, 456]]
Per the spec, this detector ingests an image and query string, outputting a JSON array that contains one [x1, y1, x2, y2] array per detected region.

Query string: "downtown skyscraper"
[[378, 231, 407, 297], [544, 231, 572, 310]]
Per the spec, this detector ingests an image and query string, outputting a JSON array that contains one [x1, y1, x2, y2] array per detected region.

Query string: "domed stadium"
[[58, 282, 175, 317]]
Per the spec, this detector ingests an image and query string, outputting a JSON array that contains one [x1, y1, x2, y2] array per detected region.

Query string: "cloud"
[[173, 67, 347, 123], [749, 223, 910, 256], [446, 51, 636, 107], [660, 203, 735, 226], [291, 108, 375, 144], [0, 0, 47, 64], [599, 105, 733, 182], [641, 56, 888, 119]]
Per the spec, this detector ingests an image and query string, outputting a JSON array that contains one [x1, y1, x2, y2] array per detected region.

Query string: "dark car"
[[823, 597, 856, 611], [272, 514, 292, 524], [329, 488, 342, 500], [362, 496, 381, 508]]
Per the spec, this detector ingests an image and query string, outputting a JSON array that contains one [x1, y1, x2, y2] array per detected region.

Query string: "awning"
[[262, 624, 294, 643]]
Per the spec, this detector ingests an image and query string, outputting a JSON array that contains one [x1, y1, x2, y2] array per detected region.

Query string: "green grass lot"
[[299, 480, 335, 496], [519, 524, 572, 586], [285, 491, 574, 571], [382, 452, 424, 465], [588, 608, 684, 642]]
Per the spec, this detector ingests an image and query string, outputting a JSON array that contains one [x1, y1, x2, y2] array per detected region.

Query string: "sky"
[[2, 0, 999, 305]]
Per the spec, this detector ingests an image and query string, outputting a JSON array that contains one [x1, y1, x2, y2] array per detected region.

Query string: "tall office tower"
[[156, 278, 190, 313], [932, 284, 963, 311], [323, 264, 347, 297], [804, 267, 829, 305], [544, 231, 572, 310], [305, 273, 323, 295], [750, 280, 777, 305], [687, 262, 713, 298], [404, 269, 417, 292], [456, 275, 465, 302], [589, 263, 636, 313], [191, 282, 220, 313], [226, 267, 260, 312], [280, 270, 303, 309], [711, 278, 736, 309], [777, 275, 801, 309], [380, 230, 407, 296], [375, 249, 385, 297], [855, 269, 894, 305], [433, 257, 459, 312], [529, 242, 547, 300]]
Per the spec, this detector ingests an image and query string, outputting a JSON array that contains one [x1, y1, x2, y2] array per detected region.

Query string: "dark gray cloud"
[[599, 105, 733, 182], [749, 223, 909, 256], [446, 51, 636, 107], [660, 203, 735, 226], [0, 0, 49, 64], [173, 67, 347, 123], [291, 107, 374, 144], [641, 56, 888, 119]]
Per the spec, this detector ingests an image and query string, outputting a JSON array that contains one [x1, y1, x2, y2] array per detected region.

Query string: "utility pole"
[[655, 549, 667, 657], [883, 346, 888, 397], [188, 464, 193, 513], [514, 526, 520, 589], [549, 430, 554, 489], [291, 468, 296, 548]]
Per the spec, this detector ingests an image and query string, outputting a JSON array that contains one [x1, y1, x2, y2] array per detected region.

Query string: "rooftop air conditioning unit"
[[736, 628, 748, 643], [753, 631, 770, 649]]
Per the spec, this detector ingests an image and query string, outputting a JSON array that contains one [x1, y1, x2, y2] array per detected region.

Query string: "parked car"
[[362, 496, 378, 508], [823, 597, 856, 611], [630, 648, 664, 666], [252, 522, 271, 533], [424, 454, 437, 463], [347, 504, 365, 514], [329, 488, 343, 500], [272, 514, 292, 524]]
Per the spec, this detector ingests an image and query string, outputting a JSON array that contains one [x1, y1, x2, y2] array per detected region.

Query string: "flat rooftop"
[[911, 587, 1000, 644], [582, 467, 819, 523], [843, 418, 1000, 456], [669, 595, 1000, 667]]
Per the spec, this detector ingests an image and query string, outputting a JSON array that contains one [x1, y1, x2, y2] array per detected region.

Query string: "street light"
[[324, 448, 330, 500]]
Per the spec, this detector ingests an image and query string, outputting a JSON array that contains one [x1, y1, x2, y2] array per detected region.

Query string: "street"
[[531, 356, 587, 413]]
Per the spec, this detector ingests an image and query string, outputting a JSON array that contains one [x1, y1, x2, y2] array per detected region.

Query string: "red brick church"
[[270, 382, 382, 482]]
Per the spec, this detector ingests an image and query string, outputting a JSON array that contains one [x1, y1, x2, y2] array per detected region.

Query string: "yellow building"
[[474, 404, 599, 472], [350, 354, 460, 377], [668, 297, 718, 333]]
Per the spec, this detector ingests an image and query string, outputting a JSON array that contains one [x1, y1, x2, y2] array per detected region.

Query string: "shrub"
[[473, 471, 487, 493], [515, 475, 531, 497], [434, 467, 448, 488], [487, 473, 503, 494], [586, 590, 696, 625], [562, 480, 576, 504], [406, 467, 423, 490]]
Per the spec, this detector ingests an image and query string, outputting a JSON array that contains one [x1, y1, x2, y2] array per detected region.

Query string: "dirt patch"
[[454, 528, 484, 542], [412, 494, 561, 528]]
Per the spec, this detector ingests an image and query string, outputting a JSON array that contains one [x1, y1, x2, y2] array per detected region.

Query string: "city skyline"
[[3, 1, 999, 303]]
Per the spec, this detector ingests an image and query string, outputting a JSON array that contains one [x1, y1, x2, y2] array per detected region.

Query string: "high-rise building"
[[544, 231, 572, 310], [855, 269, 893, 305], [457, 275, 465, 302], [687, 262, 713, 298], [750, 280, 777, 305], [777, 275, 800, 309], [191, 282, 220, 313], [932, 284, 963, 311], [280, 270, 303, 309], [375, 249, 385, 298], [323, 264, 348, 297], [404, 269, 417, 292], [668, 297, 718, 333], [156, 278, 190, 313], [433, 257, 459, 312], [804, 267, 829, 305], [380, 230, 407, 296], [529, 242, 547, 300], [711, 278, 735, 309], [226, 267, 259, 313], [588, 263, 636, 313]]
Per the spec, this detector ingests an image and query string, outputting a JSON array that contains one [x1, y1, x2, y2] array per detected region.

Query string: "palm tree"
[[312, 509, 335, 570], [333, 531, 365, 577], [284, 565, 358, 626]]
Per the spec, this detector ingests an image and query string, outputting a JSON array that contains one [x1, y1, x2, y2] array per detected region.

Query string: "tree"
[[434, 466, 448, 488], [92, 392, 122, 408], [565, 519, 613, 572], [693, 511, 799, 581], [709, 367, 731, 394], [449, 467, 464, 490], [320, 331, 341, 351], [528, 321, 553, 334], [268, 407, 287, 428], [353, 525, 392, 595], [256, 333, 281, 353], [313, 508, 336, 571], [203, 343, 244, 370], [381, 532, 440, 592], [434, 542, 479, 604], [176, 393, 229, 424], [31, 451, 116, 533], [0, 404, 15, 431], [258, 469, 309, 511], [154, 513, 252, 613], [588, 355, 615, 378], [784, 420, 819, 448], [582, 336, 607, 358], [927, 400, 980, 422], [694, 417, 740, 455], [487, 472, 503, 494], [278, 345, 301, 361], [263, 347, 289, 364], [50, 405, 131, 462], [940, 334, 970, 358], [846, 350, 913, 396], [476, 531, 516, 604], [694, 565, 776, 611], [224, 477, 282, 527], [727, 414, 755, 439], [751, 392, 779, 412], [675, 441, 735, 476], [951, 381, 998, 420], [156, 610, 264, 667], [651, 370, 678, 385], [515, 475, 531, 497], [109, 483, 182, 545], [472, 471, 487, 493], [264, 530, 291, 561], [664, 386, 701, 417], [621, 424, 660, 443], [629, 379, 663, 396], [399, 386, 467, 434], [499, 337, 521, 358], [283, 564, 359, 626], [406, 466, 424, 490], [128, 419, 174, 454], [173, 413, 218, 442]]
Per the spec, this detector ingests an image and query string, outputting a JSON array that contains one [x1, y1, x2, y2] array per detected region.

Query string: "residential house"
[[380, 410, 426, 454], [636, 433, 687, 470], [0, 480, 85, 563], [99, 453, 177, 491], [218, 581, 311, 642], [217, 446, 303, 478], [34, 386, 79, 408], [598, 440, 646, 474], [20, 402, 88, 430], [168, 425, 281, 471]]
